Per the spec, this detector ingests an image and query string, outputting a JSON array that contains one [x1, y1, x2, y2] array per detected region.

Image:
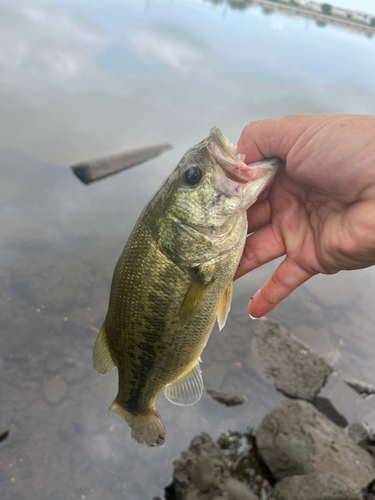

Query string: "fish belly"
[[103, 215, 245, 414]]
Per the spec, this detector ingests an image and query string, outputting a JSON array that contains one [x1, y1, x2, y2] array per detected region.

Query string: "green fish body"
[[93, 127, 280, 446]]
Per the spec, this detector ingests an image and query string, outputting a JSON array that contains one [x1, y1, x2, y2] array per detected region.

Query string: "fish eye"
[[185, 166, 203, 186]]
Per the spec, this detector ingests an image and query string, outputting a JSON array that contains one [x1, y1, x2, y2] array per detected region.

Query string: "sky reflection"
[[0, 0, 374, 168]]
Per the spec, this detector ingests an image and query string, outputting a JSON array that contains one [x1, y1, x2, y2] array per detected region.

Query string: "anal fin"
[[217, 281, 233, 331], [164, 358, 203, 406], [92, 324, 116, 374]]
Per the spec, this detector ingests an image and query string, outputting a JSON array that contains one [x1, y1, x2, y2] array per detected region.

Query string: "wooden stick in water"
[[71, 143, 173, 185]]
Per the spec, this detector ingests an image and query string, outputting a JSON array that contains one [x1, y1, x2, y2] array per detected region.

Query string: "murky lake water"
[[1, 1, 375, 498]]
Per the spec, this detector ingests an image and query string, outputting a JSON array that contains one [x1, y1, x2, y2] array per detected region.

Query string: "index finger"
[[236, 114, 331, 164]]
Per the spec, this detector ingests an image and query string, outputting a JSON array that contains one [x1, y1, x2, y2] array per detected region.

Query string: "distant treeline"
[[203, 0, 375, 31]]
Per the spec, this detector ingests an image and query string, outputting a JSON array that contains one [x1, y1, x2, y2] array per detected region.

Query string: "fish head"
[[162, 127, 280, 235]]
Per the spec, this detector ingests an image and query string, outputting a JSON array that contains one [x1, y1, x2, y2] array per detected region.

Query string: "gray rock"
[[43, 377, 67, 404], [348, 422, 372, 446], [252, 320, 332, 400], [173, 433, 228, 499], [271, 473, 363, 500], [0, 424, 16, 449], [312, 396, 348, 428], [226, 477, 258, 500], [206, 388, 245, 407], [46, 358, 63, 373], [256, 399, 375, 489], [0, 429, 10, 444], [172, 433, 256, 500], [63, 366, 86, 383], [345, 378, 375, 398]]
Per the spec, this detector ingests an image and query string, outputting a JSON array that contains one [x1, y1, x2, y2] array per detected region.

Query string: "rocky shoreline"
[[162, 320, 375, 500]]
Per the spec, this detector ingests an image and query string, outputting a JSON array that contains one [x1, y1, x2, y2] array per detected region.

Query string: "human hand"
[[234, 114, 375, 318]]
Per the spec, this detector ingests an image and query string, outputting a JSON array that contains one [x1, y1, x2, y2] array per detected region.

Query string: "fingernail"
[[249, 313, 258, 320]]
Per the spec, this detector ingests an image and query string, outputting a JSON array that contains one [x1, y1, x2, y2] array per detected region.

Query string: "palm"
[[234, 114, 375, 317]]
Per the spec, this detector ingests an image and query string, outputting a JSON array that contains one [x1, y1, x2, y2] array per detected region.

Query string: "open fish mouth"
[[207, 126, 281, 197], [207, 126, 280, 185]]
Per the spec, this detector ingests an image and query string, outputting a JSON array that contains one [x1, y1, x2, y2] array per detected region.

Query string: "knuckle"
[[271, 272, 293, 293]]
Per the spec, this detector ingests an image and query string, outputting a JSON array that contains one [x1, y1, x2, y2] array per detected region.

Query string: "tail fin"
[[109, 399, 165, 447]]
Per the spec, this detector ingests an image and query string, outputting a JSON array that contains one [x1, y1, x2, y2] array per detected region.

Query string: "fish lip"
[[207, 127, 280, 184], [207, 127, 252, 184]]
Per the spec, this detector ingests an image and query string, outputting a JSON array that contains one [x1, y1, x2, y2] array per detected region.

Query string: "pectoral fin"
[[92, 324, 116, 374], [164, 358, 203, 406], [217, 281, 233, 331], [180, 267, 214, 327]]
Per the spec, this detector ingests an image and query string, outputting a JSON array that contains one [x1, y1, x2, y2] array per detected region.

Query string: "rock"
[[312, 396, 348, 428], [46, 358, 63, 373], [173, 433, 229, 499], [271, 473, 363, 500], [344, 378, 375, 398], [206, 388, 245, 407], [0, 429, 10, 443], [43, 378, 67, 404], [368, 479, 375, 495], [252, 320, 332, 400], [226, 477, 258, 500], [348, 422, 372, 447], [0, 424, 16, 449], [256, 399, 375, 489], [172, 433, 256, 500], [191, 453, 216, 492], [292, 325, 337, 362], [366, 446, 375, 458], [63, 366, 86, 383]]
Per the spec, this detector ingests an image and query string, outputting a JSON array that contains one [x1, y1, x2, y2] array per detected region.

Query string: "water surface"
[[1, 1, 375, 499]]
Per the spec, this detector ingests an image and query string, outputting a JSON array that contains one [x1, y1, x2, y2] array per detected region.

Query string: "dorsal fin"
[[164, 358, 203, 406]]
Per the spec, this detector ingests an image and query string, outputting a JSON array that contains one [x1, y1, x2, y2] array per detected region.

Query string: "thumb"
[[236, 114, 329, 164]]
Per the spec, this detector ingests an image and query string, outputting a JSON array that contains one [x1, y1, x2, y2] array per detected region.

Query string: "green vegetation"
[[217, 431, 274, 499], [371, 17, 375, 27], [227, 0, 250, 9], [321, 3, 332, 15]]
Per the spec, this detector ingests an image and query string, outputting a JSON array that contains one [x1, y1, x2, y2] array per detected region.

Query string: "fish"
[[93, 127, 280, 446]]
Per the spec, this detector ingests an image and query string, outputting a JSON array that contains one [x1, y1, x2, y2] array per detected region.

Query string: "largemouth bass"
[[93, 127, 280, 446]]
